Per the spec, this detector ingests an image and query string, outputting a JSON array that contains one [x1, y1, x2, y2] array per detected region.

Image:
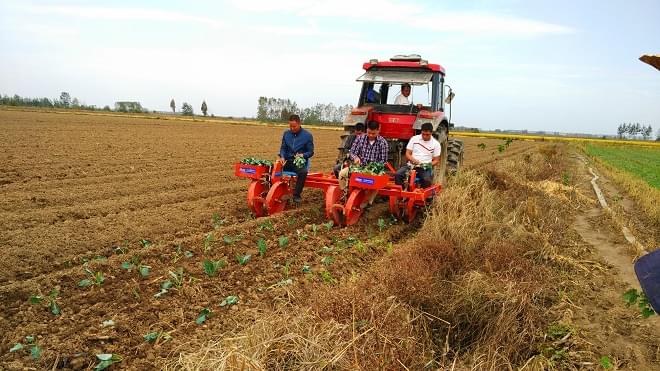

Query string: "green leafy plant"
[[296, 229, 308, 241], [561, 171, 571, 186], [196, 308, 212, 324], [79, 268, 105, 287], [143, 330, 172, 344], [139, 239, 152, 248], [377, 217, 386, 232], [204, 232, 215, 251], [220, 295, 239, 307], [349, 161, 386, 175], [320, 269, 336, 284], [623, 288, 656, 318], [241, 157, 274, 166], [113, 240, 129, 255], [203, 259, 226, 277], [302, 264, 311, 273], [293, 155, 306, 168], [173, 244, 193, 262], [257, 239, 268, 257], [154, 280, 173, 298], [321, 256, 335, 266], [281, 260, 291, 278], [28, 294, 43, 304], [599, 356, 613, 369], [477, 143, 486, 150], [354, 240, 367, 254], [169, 268, 185, 288], [47, 289, 61, 315], [236, 253, 251, 266], [212, 213, 226, 229], [310, 223, 318, 235], [10, 335, 41, 360], [95, 353, 122, 370], [504, 138, 514, 147], [497, 144, 506, 153], [258, 220, 274, 232], [28, 289, 60, 315], [322, 220, 334, 231], [121, 256, 150, 278], [278, 236, 289, 248]]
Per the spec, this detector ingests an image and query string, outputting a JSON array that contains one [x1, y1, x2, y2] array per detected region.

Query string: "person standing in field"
[[338, 121, 389, 205], [278, 114, 314, 204], [395, 122, 441, 188]]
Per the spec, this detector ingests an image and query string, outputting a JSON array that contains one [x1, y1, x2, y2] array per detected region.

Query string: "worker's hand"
[[416, 103, 423, 109], [276, 157, 285, 164], [295, 153, 303, 158], [353, 158, 361, 165]]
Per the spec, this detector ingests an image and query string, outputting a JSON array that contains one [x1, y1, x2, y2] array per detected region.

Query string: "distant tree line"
[[0, 92, 151, 113], [617, 122, 654, 140], [0, 92, 105, 111], [256, 97, 352, 125]]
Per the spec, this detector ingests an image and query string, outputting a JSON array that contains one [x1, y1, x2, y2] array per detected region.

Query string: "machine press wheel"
[[247, 180, 267, 217], [324, 185, 343, 220], [344, 189, 367, 226], [265, 182, 291, 215], [389, 195, 402, 219], [403, 198, 419, 224]]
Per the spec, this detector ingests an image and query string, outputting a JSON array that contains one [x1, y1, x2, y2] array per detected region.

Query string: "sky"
[[1, 0, 659, 135]]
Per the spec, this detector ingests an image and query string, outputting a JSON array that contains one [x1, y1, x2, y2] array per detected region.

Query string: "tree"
[[617, 123, 625, 139], [642, 125, 652, 140], [170, 98, 176, 113], [656, 128, 660, 141], [181, 102, 193, 116], [201, 101, 208, 116], [60, 92, 71, 108]]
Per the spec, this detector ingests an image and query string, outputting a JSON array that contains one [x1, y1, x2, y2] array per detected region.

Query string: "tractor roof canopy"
[[357, 70, 433, 85]]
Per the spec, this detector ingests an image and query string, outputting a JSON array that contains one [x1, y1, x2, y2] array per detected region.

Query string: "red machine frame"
[[234, 162, 440, 226]]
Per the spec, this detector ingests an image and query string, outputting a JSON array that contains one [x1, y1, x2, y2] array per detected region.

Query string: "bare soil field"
[[1, 109, 657, 370]]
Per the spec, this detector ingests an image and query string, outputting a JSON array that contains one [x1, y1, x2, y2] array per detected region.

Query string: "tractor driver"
[[395, 122, 441, 188], [394, 83, 412, 105], [278, 114, 314, 204], [338, 121, 389, 205]]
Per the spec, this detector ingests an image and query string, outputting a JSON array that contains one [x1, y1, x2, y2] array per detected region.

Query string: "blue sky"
[[1, 0, 659, 135]]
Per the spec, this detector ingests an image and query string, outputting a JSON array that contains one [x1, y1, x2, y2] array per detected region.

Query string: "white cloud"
[[227, 0, 574, 36], [23, 5, 226, 29]]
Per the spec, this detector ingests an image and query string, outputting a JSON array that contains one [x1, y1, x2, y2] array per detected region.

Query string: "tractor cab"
[[341, 55, 451, 168]]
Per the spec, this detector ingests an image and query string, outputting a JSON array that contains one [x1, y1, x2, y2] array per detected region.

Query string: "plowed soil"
[[0, 110, 539, 369]]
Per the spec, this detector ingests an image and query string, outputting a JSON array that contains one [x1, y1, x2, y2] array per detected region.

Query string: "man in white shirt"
[[394, 83, 411, 105], [395, 122, 441, 188]]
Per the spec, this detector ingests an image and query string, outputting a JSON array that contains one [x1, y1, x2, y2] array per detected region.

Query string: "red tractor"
[[234, 55, 463, 226], [338, 54, 463, 181]]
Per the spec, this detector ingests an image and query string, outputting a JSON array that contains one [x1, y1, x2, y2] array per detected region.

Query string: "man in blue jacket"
[[278, 114, 314, 204]]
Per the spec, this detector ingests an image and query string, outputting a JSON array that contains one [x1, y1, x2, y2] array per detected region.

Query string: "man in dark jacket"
[[278, 114, 314, 204]]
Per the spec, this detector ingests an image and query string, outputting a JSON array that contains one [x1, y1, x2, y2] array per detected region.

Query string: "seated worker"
[[338, 121, 389, 205], [278, 114, 314, 204], [333, 123, 365, 177], [395, 122, 441, 188], [366, 88, 381, 103], [394, 83, 411, 105]]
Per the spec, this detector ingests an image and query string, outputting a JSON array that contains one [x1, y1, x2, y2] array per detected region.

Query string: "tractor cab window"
[[386, 83, 431, 107], [357, 70, 434, 109]]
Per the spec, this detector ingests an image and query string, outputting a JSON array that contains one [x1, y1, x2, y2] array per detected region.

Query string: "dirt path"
[[569, 153, 660, 370]]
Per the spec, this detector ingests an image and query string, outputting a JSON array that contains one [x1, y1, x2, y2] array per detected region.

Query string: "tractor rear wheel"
[[446, 139, 464, 174]]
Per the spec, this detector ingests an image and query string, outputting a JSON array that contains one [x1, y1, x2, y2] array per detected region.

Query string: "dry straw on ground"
[[165, 145, 597, 370]]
